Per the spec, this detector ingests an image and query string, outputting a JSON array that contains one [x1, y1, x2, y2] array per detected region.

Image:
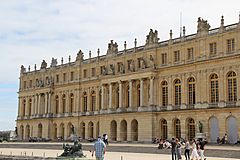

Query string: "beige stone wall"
[[16, 18, 240, 143]]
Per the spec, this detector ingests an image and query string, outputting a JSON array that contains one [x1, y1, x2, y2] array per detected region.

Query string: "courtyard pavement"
[[0, 142, 239, 160]]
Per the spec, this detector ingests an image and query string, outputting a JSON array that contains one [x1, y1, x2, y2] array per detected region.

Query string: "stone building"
[[17, 16, 240, 144]]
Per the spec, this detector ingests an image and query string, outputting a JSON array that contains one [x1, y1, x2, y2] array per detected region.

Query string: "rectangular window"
[[29, 80, 32, 88], [209, 42, 217, 55], [100, 66, 104, 75], [56, 74, 59, 83], [137, 58, 141, 68], [161, 53, 167, 65], [187, 48, 194, 60], [127, 60, 132, 70], [174, 50, 180, 62], [91, 68, 96, 77], [227, 38, 235, 53], [63, 73, 66, 82], [83, 69, 87, 78], [70, 71, 74, 81], [23, 81, 26, 89]]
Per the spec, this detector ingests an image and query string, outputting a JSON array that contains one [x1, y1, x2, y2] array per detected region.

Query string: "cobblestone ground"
[[0, 142, 239, 160]]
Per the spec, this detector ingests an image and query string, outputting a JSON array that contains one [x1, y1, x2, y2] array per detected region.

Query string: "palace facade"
[[17, 16, 240, 143]]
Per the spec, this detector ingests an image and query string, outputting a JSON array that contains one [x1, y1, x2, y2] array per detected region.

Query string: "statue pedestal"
[[68, 134, 78, 142], [195, 132, 207, 141]]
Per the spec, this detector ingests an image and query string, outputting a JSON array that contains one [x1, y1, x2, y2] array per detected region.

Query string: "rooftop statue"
[[40, 60, 47, 69], [50, 58, 57, 67], [145, 29, 159, 45], [107, 40, 118, 55], [20, 65, 26, 74], [76, 50, 84, 61], [197, 17, 211, 33]]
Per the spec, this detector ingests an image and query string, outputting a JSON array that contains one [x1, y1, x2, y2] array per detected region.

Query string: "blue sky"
[[0, 0, 240, 130]]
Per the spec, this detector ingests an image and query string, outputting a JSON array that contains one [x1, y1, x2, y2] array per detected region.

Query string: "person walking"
[[176, 138, 182, 160], [184, 139, 190, 160], [199, 139, 207, 160], [190, 139, 199, 160], [171, 138, 177, 160], [92, 136, 106, 160]]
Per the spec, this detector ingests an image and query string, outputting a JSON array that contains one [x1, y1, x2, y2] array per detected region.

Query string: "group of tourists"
[[170, 138, 207, 160]]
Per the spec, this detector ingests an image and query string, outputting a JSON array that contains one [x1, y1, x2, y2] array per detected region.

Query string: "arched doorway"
[[227, 116, 238, 144], [38, 124, 43, 138], [110, 120, 117, 141], [160, 119, 168, 140], [53, 124, 57, 140], [88, 122, 94, 138], [120, 120, 127, 141], [25, 125, 30, 140], [174, 119, 181, 139], [80, 122, 85, 139], [187, 118, 195, 140], [209, 117, 219, 143], [60, 123, 64, 139], [131, 119, 138, 141]]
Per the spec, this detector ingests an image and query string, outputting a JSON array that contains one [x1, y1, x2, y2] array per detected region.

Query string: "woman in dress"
[[176, 138, 182, 160], [191, 139, 199, 160], [184, 139, 190, 160]]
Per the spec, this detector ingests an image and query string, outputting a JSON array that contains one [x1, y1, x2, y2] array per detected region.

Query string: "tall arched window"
[[174, 79, 181, 106], [188, 118, 195, 140], [161, 81, 168, 106], [174, 119, 181, 138], [62, 94, 66, 113], [28, 99, 32, 116], [55, 95, 59, 114], [91, 91, 96, 111], [99, 90, 102, 110], [137, 84, 140, 107], [22, 99, 26, 116], [126, 86, 129, 108], [188, 77, 196, 105], [70, 93, 74, 113], [116, 87, 119, 108], [227, 71, 237, 102], [83, 92, 87, 112], [210, 74, 219, 103], [160, 119, 168, 140]]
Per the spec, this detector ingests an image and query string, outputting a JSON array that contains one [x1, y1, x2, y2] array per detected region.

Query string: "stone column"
[[44, 93, 48, 114], [129, 80, 133, 108], [101, 85, 105, 110], [38, 94, 41, 115], [140, 79, 144, 107], [181, 74, 186, 105], [48, 93, 51, 114], [119, 81, 123, 108], [196, 71, 201, 103], [168, 76, 173, 105], [74, 90, 79, 113], [96, 88, 99, 111], [149, 77, 154, 105], [117, 121, 121, 141], [87, 88, 91, 112], [25, 97, 29, 116], [34, 95, 38, 115], [219, 68, 224, 102], [66, 92, 69, 113], [18, 97, 21, 117], [109, 83, 112, 109], [180, 119, 186, 139]]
